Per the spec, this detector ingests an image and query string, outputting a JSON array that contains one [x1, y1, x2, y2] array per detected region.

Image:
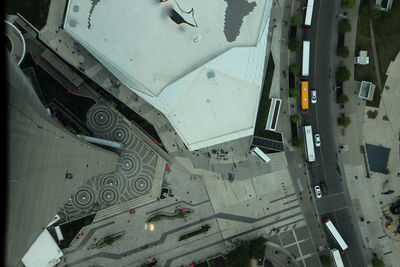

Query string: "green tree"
[[292, 137, 303, 148], [339, 94, 349, 104], [288, 38, 301, 51], [226, 241, 251, 267], [338, 19, 352, 33], [249, 237, 266, 260], [342, 0, 356, 9], [320, 255, 333, 267], [372, 258, 385, 267], [336, 66, 351, 82], [338, 114, 351, 128], [289, 64, 301, 75], [290, 15, 302, 26], [337, 46, 349, 58], [289, 88, 299, 98], [290, 114, 301, 123]]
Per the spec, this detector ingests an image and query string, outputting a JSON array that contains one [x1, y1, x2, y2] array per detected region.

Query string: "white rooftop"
[[64, 0, 272, 150], [22, 229, 63, 267]]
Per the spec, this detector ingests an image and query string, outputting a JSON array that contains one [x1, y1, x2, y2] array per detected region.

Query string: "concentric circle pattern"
[[98, 186, 119, 206], [129, 176, 152, 196], [71, 186, 96, 210], [86, 105, 117, 134]]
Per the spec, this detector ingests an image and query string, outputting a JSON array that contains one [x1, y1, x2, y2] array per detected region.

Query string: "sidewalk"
[[334, 1, 400, 266]]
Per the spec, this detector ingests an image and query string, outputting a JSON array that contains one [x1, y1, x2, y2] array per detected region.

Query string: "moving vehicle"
[[330, 248, 344, 267], [304, 0, 314, 27], [320, 181, 328, 195], [302, 41, 310, 77], [323, 218, 349, 251], [314, 185, 322, 199], [303, 125, 315, 162], [314, 133, 321, 147], [311, 90, 317, 103], [301, 81, 309, 114]]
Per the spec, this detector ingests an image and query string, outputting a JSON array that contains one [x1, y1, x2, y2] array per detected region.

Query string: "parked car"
[[314, 134, 321, 147], [320, 181, 328, 195], [311, 90, 317, 103], [314, 185, 322, 199], [390, 204, 400, 214]]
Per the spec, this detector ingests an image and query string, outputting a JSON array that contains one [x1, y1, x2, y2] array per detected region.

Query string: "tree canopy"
[[338, 19, 352, 33], [289, 88, 300, 98], [342, 0, 357, 9], [291, 15, 302, 26], [288, 38, 301, 51], [336, 66, 351, 82], [337, 46, 349, 58]]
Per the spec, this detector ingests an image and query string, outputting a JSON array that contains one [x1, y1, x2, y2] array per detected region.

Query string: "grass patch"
[[59, 214, 95, 249], [20, 53, 95, 123], [354, 0, 377, 84], [5, 0, 50, 30], [373, 0, 400, 85], [178, 225, 210, 241]]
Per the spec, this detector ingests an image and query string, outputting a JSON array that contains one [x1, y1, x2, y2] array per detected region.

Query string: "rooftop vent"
[[69, 19, 77, 27], [73, 5, 79, 12], [207, 71, 215, 79]]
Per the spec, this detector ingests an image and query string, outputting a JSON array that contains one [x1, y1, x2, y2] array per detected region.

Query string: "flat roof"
[[64, 0, 272, 150], [22, 230, 63, 267]]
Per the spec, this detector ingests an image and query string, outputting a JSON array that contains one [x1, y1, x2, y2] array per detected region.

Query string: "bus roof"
[[304, 0, 314, 26], [302, 41, 310, 76], [301, 81, 309, 110]]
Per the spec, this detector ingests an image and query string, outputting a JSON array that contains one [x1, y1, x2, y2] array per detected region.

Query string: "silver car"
[[311, 90, 317, 103], [314, 134, 321, 147], [314, 185, 322, 199]]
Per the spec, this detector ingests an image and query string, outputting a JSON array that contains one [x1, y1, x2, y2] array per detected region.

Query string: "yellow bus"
[[301, 81, 309, 114]]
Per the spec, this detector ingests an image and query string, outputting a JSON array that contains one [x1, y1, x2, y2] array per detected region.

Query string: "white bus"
[[304, 0, 314, 27], [251, 147, 270, 163], [302, 41, 310, 77], [324, 218, 349, 251], [303, 125, 315, 162], [330, 248, 345, 267]]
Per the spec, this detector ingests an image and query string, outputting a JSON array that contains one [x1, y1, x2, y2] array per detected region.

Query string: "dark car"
[[320, 181, 328, 195], [390, 204, 400, 214]]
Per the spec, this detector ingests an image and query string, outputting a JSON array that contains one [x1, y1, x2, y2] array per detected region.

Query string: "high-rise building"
[[6, 53, 119, 267]]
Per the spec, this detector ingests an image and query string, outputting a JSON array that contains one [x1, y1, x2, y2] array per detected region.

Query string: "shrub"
[[336, 66, 351, 82], [320, 255, 332, 267], [338, 114, 351, 128], [289, 88, 299, 98], [288, 38, 301, 51], [292, 137, 303, 148], [289, 64, 301, 75], [339, 94, 349, 104], [290, 15, 302, 26], [290, 114, 301, 123], [372, 258, 385, 267], [338, 19, 352, 33], [337, 46, 349, 58], [342, 0, 356, 9]]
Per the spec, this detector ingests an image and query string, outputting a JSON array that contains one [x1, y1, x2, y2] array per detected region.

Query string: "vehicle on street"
[[320, 181, 328, 195], [311, 90, 317, 103], [323, 218, 349, 251], [314, 185, 322, 198], [330, 248, 344, 267], [303, 125, 315, 162], [314, 133, 321, 147]]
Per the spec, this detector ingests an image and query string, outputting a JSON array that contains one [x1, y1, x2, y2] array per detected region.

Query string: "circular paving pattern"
[[112, 123, 134, 146], [95, 172, 127, 193], [86, 105, 117, 134], [128, 176, 152, 196], [71, 186, 96, 210], [98, 186, 119, 206], [120, 152, 143, 179]]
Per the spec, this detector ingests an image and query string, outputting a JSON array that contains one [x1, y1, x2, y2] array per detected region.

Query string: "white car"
[[314, 185, 322, 199], [314, 134, 321, 147], [311, 90, 317, 103]]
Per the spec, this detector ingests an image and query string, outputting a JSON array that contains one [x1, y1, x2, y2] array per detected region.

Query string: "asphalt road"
[[301, 0, 368, 266]]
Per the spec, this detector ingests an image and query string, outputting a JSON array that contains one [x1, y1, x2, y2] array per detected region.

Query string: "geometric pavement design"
[[58, 104, 161, 223]]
